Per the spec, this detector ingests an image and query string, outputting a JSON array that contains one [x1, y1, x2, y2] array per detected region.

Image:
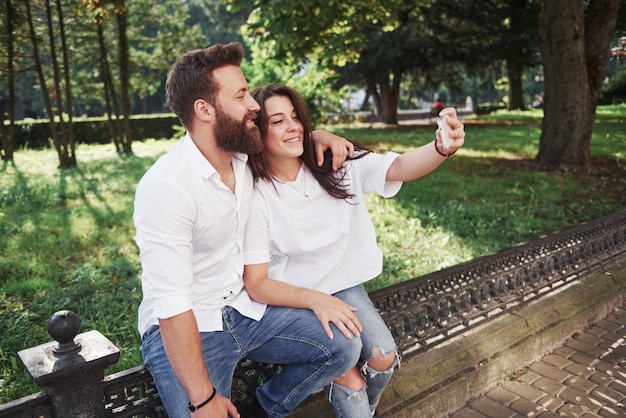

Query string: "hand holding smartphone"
[[437, 117, 452, 152]]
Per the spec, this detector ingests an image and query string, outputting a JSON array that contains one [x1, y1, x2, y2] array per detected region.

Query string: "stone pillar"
[[18, 310, 120, 418]]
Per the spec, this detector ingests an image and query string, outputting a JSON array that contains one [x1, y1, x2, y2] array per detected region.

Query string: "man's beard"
[[214, 105, 264, 155]]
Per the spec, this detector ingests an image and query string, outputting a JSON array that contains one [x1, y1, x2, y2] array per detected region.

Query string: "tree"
[[230, 0, 540, 123], [115, 0, 133, 154], [0, 0, 17, 161], [402, 0, 541, 111], [77, 0, 134, 154], [54, 0, 77, 166], [537, 0, 622, 171], [24, 0, 76, 168], [127, 1, 206, 106], [497, 0, 540, 110], [189, 0, 250, 46], [73, 0, 205, 154], [229, 0, 429, 124], [0, 0, 30, 161], [80, 0, 124, 150], [3, 0, 205, 159]]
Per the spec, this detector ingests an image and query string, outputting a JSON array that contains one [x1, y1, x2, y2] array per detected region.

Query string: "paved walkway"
[[450, 304, 626, 418]]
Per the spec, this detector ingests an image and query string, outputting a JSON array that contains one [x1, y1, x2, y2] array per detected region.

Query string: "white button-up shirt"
[[134, 134, 266, 337], [244, 152, 402, 295]]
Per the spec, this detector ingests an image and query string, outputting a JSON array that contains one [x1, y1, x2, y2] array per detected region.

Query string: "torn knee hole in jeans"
[[333, 367, 366, 391], [361, 347, 400, 377], [327, 381, 368, 402]]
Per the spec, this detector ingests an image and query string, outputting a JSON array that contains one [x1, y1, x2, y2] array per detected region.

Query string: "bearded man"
[[134, 43, 359, 418]]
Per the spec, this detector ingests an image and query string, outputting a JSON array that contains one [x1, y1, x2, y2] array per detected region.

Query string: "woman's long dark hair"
[[248, 84, 369, 200]]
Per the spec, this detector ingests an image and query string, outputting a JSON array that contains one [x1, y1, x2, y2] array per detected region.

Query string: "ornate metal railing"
[[373, 209, 626, 356], [2, 210, 625, 418]]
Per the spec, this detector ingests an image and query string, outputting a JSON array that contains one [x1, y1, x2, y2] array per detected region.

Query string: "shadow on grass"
[[0, 154, 158, 403], [391, 154, 625, 267]]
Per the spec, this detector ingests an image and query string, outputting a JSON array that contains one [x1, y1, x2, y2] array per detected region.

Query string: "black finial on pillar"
[[48, 310, 81, 355]]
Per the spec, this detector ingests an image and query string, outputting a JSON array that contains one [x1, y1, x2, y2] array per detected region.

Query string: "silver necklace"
[[273, 167, 309, 197]]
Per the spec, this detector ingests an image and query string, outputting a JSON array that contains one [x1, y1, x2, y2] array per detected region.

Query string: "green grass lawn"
[[1, 106, 624, 402]]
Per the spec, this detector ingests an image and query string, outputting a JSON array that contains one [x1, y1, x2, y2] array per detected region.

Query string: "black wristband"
[[434, 139, 457, 157], [188, 387, 217, 412]]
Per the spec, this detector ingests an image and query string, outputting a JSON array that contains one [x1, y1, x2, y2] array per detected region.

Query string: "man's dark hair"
[[165, 43, 244, 130]]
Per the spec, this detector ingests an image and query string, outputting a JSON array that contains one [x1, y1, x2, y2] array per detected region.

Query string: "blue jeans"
[[141, 305, 361, 417], [326, 285, 399, 417]]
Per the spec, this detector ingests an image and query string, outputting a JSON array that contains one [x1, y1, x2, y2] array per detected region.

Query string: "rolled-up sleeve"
[[358, 152, 403, 197], [135, 178, 196, 320]]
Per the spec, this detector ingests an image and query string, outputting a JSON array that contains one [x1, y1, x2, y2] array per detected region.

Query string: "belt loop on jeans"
[[142, 324, 160, 342]]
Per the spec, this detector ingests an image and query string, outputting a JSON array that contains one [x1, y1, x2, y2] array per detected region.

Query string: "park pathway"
[[450, 303, 626, 418]]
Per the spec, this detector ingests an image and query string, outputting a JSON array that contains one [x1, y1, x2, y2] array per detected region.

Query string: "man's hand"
[[160, 313, 239, 418], [311, 130, 355, 171], [192, 393, 239, 417]]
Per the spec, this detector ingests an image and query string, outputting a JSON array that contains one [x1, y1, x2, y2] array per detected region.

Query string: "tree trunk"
[[116, 4, 134, 155], [537, 0, 620, 172], [0, 110, 8, 161], [366, 73, 381, 120], [583, 0, 620, 108], [506, 0, 531, 111], [1, 0, 16, 161], [25, 0, 62, 162], [43, 0, 76, 169], [359, 89, 370, 112], [45, 0, 68, 145], [507, 62, 525, 110], [384, 69, 401, 125], [56, 0, 76, 168], [366, 68, 400, 124], [97, 23, 124, 153]]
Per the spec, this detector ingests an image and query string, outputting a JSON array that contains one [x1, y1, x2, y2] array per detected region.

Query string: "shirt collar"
[[182, 133, 249, 181]]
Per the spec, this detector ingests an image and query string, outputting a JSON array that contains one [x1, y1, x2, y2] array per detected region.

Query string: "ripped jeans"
[[142, 306, 361, 417], [326, 285, 399, 417]]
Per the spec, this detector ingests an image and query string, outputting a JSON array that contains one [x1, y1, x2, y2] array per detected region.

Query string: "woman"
[[243, 84, 464, 417]]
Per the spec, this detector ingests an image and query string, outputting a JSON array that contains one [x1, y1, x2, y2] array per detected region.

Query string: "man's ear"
[[194, 99, 214, 122]]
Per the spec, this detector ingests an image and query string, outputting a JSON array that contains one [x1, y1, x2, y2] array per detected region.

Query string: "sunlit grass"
[[0, 111, 624, 403]]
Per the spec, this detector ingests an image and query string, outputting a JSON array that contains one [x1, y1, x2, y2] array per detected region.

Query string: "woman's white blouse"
[[244, 152, 402, 294]]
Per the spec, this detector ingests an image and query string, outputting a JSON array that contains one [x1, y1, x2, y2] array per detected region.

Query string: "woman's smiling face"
[[262, 95, 305, 161]]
